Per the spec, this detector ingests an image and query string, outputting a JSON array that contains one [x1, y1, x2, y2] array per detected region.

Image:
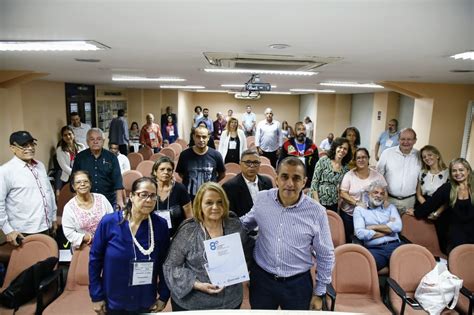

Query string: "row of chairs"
[[327, 243, 473, 314]]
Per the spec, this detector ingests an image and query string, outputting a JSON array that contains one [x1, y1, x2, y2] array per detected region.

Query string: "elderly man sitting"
[[353, 181, 403, 270]]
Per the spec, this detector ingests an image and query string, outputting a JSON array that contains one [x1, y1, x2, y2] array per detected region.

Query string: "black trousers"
[[261, 150, 278, 168], [118, 144, 128, 156]]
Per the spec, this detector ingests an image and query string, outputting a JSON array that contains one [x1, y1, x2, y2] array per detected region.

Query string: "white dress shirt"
[[0, 156, 57, 234], [243, 175, 259, 203], [70, 122, 91, 148], [376, 146, 421, 198], [117, 153, 131, 174], [255, 119, 283, 152]]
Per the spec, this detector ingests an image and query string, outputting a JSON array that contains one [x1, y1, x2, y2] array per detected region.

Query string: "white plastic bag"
[[414, 263, 463, 315]]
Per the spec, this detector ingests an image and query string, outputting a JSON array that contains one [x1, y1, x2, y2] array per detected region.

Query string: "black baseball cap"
[[9, 131, 37, 146]]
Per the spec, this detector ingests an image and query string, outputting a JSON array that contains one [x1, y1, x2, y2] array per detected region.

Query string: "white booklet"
[[204, 232, 249, 287]]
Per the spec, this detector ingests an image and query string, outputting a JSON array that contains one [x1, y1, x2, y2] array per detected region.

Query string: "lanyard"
[[26, 163, 50, 228]]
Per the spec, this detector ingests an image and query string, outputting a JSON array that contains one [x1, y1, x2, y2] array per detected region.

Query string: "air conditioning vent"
[[204, 52, 342, 71]]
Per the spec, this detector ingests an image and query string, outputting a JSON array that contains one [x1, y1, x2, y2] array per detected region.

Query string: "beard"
[[369, 197, 384, 208], [296, 134, 305, 142]]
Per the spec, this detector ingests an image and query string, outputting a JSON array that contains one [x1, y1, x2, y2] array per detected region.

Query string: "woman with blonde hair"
[[218, 117, 247, 164], [164, 182, 246, 310], [407, 158, 474, 252]]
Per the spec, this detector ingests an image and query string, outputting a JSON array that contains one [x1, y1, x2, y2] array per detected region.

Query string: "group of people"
[[1, 105, 474, 313]]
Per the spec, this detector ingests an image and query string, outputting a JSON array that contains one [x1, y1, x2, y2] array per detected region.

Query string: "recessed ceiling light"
[[196, 90, 229, 93], [221, 84, 277, 88], [269, 43, 291, 49], [450, 51, 474, 61], [160, 85, 205, 89], [112, 76, 185, 82], [290, 89, 336, 93], [320, 82, 384, 88], [204, 68, 316, 76], [0, 40, 109, 51]]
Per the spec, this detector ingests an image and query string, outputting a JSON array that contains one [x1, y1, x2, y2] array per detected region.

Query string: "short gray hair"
[[87, 128, 104, 139], [366, 180, 387, 193]]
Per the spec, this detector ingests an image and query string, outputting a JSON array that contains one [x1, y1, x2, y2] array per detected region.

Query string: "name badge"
[[156, 210, 172, 229], [229, 140, 237, 150], [149, 132, 156, 140], [130, 260, 154, 286], [298, 156, 306, 165], [169, 130, 175, 136], [385, 139, 393, 147]]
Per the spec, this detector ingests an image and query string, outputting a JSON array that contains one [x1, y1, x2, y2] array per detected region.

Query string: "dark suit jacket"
[[222, 173, 273, 217]]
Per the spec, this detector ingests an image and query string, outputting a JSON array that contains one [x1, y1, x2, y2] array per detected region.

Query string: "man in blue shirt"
[[108, 109, 129, 156], [72, 128, 124, 209], [194, 108, 214, 133], [375, 119, 399, 161], [353, 181, 403, 270], [241, 156, 334, 310]]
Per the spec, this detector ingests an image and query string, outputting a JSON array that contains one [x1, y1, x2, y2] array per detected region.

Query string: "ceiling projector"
[[244, 74, 271, 92]]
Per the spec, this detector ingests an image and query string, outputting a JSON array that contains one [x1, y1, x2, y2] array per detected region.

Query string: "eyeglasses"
[[356, 156, 368, 160], [74, 180, 90, 185], [241, 160, 261, 167], [135, 191, 158, 201], [13, 142, 37, 151]]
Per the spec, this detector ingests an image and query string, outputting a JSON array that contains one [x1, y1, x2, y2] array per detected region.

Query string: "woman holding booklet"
[[163, 182, 247, 310]]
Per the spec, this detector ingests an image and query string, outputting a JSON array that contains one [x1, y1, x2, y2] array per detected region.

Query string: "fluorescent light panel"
[[320, 82, 383, 88], [450, 51, 474, 61], [113, 76, 185, 82], [221, 84, 277, 88], [160, 85, 205, 89], [290, 89, 335, 93], [260, 91, 292, 95], [196, 90, 229, 93], [0, 40, 109, 51], [204, 68, 316, 76]]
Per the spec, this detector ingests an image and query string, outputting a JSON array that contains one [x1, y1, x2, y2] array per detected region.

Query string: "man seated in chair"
[[353, 181, 403, 270]]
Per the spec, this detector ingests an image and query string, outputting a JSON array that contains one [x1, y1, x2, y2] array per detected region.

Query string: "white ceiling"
[[1, 0, 473, 94]]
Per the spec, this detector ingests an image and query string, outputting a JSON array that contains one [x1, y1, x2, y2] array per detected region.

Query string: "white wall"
[[299, 94, 316, 138], [399, 94, 414, 129], [351, 93, 374, 149]]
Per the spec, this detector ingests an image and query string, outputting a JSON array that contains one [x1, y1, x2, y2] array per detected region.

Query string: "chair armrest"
[[460, 286, 473, 315], [387, 278, 423, 314], [326, 283, 336, 311], [36, 269, 63, 314]]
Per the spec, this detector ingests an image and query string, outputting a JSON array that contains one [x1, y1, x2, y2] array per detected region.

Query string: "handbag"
[[414, 263, 463, 315]]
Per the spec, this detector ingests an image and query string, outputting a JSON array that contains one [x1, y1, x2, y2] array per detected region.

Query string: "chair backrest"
[[1, 234, 58, 290], [169, 142, 182, 155], [449, 244, 474, 291], [138, 146, 153, 161], [219, 173, 236, 185], [175, 138, 188, 150], [260, 174, 276, 188], [389, 244, 436, 313], [122, 170, 143, 196], [225, 162, 241, 174], [326, 211, 346, 247], [332, 244, 381, 301], [259, 164, 277, 178], [173, 172, 182, 183], [57, 184, 75, 218], [66, 246, 91, 291], [159, 147, 176, 160], [127, 152, 144, 170], [136, 160, 155, 177], [259, 156, 272, 166], [149, 152, 165, 162], [401, 214, 445, 258]]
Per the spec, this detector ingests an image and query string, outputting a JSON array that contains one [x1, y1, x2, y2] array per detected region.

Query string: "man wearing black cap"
[[0, 131, 57, 246]]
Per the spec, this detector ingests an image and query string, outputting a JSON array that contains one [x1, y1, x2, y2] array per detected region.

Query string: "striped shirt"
[[240, 188, 335, 295]]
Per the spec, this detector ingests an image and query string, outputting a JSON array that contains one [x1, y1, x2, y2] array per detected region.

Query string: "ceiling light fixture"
[[0, 40, 109, 51], [204, 68, 316, 76], [160, 85, 205, 89], [260, 91, 292, 95], [269, 43, 291, 49], [196, 90, 229, 93], [320, 82, 384, 88], [112, 76, 185, 82], [290, 89, 336, 93], [450, 51, 474, 61], [221, 84, 277, 88]]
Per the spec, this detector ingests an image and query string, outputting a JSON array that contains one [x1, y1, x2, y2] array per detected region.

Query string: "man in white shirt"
[[255, 108, 282, 168], [319, 133, 334, 152], [376, 128, 421, 214], [109, 142, 131, 174], [70, 112, 91, 147], [242, 105, 257, 137], [0, 131, 57, 246]]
